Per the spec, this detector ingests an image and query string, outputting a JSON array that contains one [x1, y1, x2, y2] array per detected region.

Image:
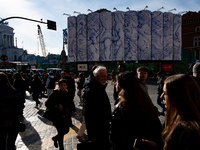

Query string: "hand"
[[142, 139, 158, 150]]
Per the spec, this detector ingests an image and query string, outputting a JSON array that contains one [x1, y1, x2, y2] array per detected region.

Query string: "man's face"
[[95, 70, 107, 85], [137, 71, 148, 82]]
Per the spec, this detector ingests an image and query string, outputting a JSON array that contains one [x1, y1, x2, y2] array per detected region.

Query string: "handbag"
[[43, 107, 67, 122], [18, 116, 26, 132]]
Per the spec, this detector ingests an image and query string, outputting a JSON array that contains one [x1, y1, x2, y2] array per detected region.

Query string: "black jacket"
[[0, 85, 24, 127], [110, 103, 163, 150], [83, 74, 112, 141]]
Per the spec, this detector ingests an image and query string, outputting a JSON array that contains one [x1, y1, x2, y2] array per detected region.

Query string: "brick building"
[[182, 11, 200, 64]]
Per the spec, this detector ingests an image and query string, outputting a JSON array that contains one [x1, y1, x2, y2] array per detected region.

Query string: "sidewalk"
[[15, 91, 86, 150]]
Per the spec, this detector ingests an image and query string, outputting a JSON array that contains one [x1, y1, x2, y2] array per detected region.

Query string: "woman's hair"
[[162, 74, 200, 149], [78, 73, 85, 82], [117, 71, 156, 120], [58, 79, 68, 86], [0, 72, 15, 89], [14, 72, 25, 81]]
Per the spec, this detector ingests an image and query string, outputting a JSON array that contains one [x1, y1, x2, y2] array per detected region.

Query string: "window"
[[194, 37, 200, 47], [195, 26, 200, 32]]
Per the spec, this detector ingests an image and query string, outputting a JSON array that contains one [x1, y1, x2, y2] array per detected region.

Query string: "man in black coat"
[[83, 66, 111, 150], [192, 62, 200, 87]]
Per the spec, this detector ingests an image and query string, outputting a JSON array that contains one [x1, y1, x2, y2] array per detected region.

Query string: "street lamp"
[[63, 13, 71, 17], [74, 11, 81, 15], [178, 11, 187, 15], [87, 9, 93, 13], [113, 7, 118, 11], [157, 7, 164, 11], [144, 6, 148, 10], [126, 7, 130, 11], [168, 8, 176, 12]]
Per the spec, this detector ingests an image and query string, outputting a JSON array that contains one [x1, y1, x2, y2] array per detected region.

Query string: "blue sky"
[[0, 0, 199, 56]]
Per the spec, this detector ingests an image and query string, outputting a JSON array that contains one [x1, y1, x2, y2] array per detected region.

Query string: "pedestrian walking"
[[45, 79, 74, 150], [110, 71, 163, 150], [61, 69, 76, 126], [13, 72, 26, 117], [77, 73, 85, 106], [192, 62, 200, 86], [45, 72, 56, 97], [0, 72, 24, 150], [156, 71, 166, 116], [83, 66, 112, 150], [30, 74, 43, 107]]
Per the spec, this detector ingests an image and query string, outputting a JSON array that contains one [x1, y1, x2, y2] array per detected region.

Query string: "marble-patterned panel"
[[68, 16, 77, 62], [87, 12, 100, 61], [152, 11, 163, 60], [124, 11, 138, 61], [163, 12, 173, 60], [137, 10, 151, 60], [112, 11, 124, 61], [77, 14, 87, 62], [173, 14, 182, 60], [99, 11, 112, 61]]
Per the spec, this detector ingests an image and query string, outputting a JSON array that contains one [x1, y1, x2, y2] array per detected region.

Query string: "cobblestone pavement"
[[15, 79, 164, 150]]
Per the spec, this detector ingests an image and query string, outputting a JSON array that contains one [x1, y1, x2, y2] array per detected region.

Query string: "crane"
[[37, 25, 47, 57]]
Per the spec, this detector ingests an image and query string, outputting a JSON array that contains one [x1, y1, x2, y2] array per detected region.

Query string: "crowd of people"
[[1, 62, 200, 150]]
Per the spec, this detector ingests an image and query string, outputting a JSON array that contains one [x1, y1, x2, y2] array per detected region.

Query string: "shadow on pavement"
[[18, 118, 42, 149]]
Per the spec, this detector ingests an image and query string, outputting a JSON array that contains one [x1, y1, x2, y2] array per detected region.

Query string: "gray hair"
[[93, 66, 107, 76], [193, 63, 200, 74]]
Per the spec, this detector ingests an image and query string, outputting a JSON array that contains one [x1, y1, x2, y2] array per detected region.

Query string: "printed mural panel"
[[77, 14, 87, 62], [124, 11, 138, 61], [173, 14, 182, 60], [99, 11, 112, 61], [112, 11, 124, 61], [152, 11, 163, 60], [87, 12, 100, 61], [137, 10, 151, 60], [68, 16, 77, 62], [163, 12, 173, 60]]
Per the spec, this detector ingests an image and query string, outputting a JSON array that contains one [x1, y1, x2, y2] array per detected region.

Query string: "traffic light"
[[47, 20, 57, 30]]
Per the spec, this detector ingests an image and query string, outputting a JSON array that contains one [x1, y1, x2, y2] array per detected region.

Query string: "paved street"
[[15, 79, 164, 150]]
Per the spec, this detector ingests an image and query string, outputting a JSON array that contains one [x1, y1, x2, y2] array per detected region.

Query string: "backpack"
[[47, 77, 55, 89]]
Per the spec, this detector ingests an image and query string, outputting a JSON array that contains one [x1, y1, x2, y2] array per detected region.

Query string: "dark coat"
[[110, 104, 163, 150], [166, 122, 200, 150], [157, 76, 166, 95], [83, 74, 112, 141], [0, 85, 24, 127], [45, 89, 75, 113]]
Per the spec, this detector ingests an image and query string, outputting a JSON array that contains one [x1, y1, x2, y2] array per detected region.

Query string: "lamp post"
[[74, 11, 81, 15], [126, 7, 130, 11], [113, 7, 118, 11], [157, 7, 164, 11], [87, 9, 93, 13], [168, 8, 176, 12], [144, 6, 148, 10]]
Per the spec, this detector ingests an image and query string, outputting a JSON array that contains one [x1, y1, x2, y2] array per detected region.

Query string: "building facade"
[[0, 23, 27, 63], [182, 11, 200, 64]]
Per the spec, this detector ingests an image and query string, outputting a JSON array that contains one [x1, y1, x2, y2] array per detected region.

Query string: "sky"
[[0, 0, 200, 56]]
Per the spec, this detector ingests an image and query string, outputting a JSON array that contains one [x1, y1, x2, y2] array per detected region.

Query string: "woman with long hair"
[[0, 72, 24, 149], [161, 74, 200, 149], [110, 71, 163, 150]]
